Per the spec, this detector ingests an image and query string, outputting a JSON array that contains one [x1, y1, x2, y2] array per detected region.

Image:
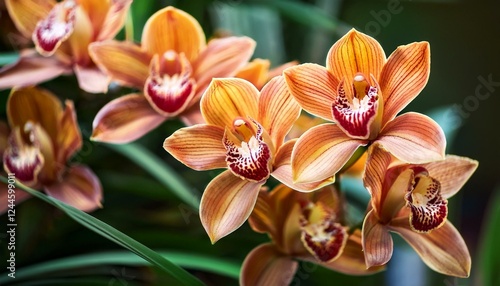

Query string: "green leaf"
[[0, 177, 204, 286], [107, 143, 201, 209], [0, 52, 19, 66], [0, 251, 240, 284], [479, 187, 500, 286]]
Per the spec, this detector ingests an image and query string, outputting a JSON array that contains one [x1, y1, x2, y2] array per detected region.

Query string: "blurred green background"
[[0, 0, 499, 285]]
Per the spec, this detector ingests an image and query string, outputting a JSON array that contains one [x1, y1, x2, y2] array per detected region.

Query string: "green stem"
[[107, 143, 200, 210]]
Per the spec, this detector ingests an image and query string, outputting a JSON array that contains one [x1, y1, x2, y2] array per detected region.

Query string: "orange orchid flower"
[[2, 87, 102, 212], [89, 6, 256, 143], [236, 58, 298, 90], [284, 29, 446, 183], [163, 77, 333, 243], [0, 0, 132, 93], [362, 146, 477, 277], [241, 184, 383, 285]]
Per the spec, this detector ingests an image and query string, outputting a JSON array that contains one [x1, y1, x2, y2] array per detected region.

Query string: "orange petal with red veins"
[[377, 112, 446, 163], [91, 94, 166, 144], [272, 140, 334, 192], [380, 42, 430, 125], [163, 124, 226, 171], [292, 123, 366, 183], [44, 165, 102, 212], [89, 40, 151, 89], [363, 145, 393, 214], [33, 1, 77, 56], [3, 128, 44, 186], [405, 175, 447, 233], [141, 6, 206, 62], [235, 58, 270, 90], [96, 0, 133, 41], [240, 243, 298, 286], [259, 76, 301, 148], [284, 63, 338, 121], [362, 210, 393, 267], [201, 78, 259, 128], [326, 29, 386, 86], [74, 65, 110, 93], [0, 51, 70, 90], [8, 86, 62, 141], [423, 155, 478, 199], [5, 0, 55, 38], [144, 53, 197, 117], [389, 218, 471, 277], [57, 101, 82, 164], [192, 36, 255, 97], [200, 170, 262, 243]]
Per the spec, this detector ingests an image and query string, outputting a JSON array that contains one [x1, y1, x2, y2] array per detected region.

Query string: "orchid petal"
[[268, 61, 299, 80], [201, 78, 259, 128], [363, 145, 393, 214], [96, 0, 132, 41], [57, 101, 82, 164], [44, 165, 102, 212], [8, 86, 62, 141], [292, 123, 366, 183], [241, 243, 298, 286], [377, 112, 446, 164], [389, 218, 471, 277], [235, 58, 270, 90], [326, 29, 386, 86], [192, 36, 255, 97], [259, 76, 301, 148], [0, 52, 69, 90], [283, 63, 338, 121], [362, 210, 393, 267], [163, 124, 226, 171], [89, 40, 151, 88], [5, 0, 55, 38], [200, 170, 262, 243], [67, 6, 93, 66], [91, 94, 166, 144], [141, 6, 206, 62], [423, 155, 478, 199], [73, 65, 110, 93], [248, 189, 276, 236], [302, 229, 385, 275], [380, 42, 430, 124], [77, 0, 109, 35]]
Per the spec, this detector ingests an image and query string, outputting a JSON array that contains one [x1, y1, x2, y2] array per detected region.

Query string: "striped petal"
[[89, 40, 151, 88], [326, 29, 386, 87], [163, 124, 226, 171], [259, 76, 301, 149], [44, 165, 102, 212], [283, 63, 338, 121], [363, 145, 393, 215], [200, 170, 262, 243], [377, 112, 446, 164], [56, 101, 82, 164], [96, 0, 132, 41], [235, 58, 271, 90], [201, 78, 259, 128], [362, 209, 393, 267], [5, 0, 55, 38], [292, 123, 366, 183], [389, 218, 471, 278], [241, 243, 298, 286], [379, 42, 430, 125], [91, 94, 166, 144], [192, 36, 255, 97], [141, 6, 206, 62], [423, 155, 478, 199]]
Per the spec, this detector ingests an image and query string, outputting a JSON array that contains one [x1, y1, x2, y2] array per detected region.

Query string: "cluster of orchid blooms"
[[0, 1, 478, 285]]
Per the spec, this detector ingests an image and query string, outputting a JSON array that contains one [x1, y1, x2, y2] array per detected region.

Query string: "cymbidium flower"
[[241, 184, 383, 285], [284, 29, 446, 183], [236, 58, 298, 90], [89, 6, 255, 143], [2, 87, 102, 212], [163, 77, 333, 243], [0, 0, 132, 93], [362, 146, 477, 277]]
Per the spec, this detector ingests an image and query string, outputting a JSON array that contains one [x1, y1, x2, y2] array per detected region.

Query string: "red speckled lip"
[[3, 129, 44, 185]]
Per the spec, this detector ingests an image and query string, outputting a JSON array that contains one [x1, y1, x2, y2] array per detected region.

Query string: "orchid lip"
[[223, 117, 273, 182], [144, 51, 197, 117], [332, 73, 381, 140]]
